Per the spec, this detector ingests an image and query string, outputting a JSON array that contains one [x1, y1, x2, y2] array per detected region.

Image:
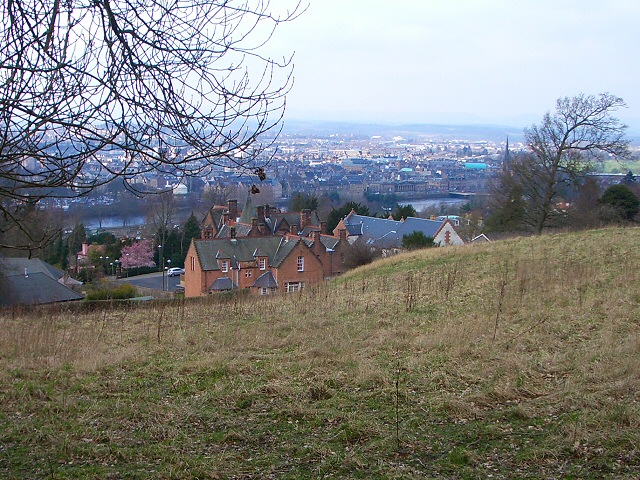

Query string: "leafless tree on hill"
[[0, 0, 303, 250], [489, 93, 630, 235], [525, 93, 630, 234]]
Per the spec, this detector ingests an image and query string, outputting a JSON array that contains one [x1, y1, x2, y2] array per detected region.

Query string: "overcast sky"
[[267, 1, 640, 132]]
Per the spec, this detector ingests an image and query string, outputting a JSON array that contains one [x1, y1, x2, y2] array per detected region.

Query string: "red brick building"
[[183, 231, 348, 297]]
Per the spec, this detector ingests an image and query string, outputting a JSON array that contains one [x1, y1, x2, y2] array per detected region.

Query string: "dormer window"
[[220, 260, 229, 272], [259, 257, 266, 270]]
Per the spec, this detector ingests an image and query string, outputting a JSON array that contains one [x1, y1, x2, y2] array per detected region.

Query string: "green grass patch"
[[2, 227, 640, 477]]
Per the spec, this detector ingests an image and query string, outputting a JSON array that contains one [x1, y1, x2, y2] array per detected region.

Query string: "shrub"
[[85, 283, 137, 301], [343, 241, 379, 270], [402, 231, 436, 250], [600, 184, 640, 221]]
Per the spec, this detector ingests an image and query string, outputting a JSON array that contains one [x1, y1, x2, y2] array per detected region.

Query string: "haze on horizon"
[[268, 1, 640, 133]]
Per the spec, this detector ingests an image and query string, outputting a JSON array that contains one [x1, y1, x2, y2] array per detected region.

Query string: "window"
[[261, 287, 268, 295], [259, 258, 266, 270], [286, 281, 304, 293], [190, 256, 195, 271], [220, 260, 229, 273], [245, 270, 252, 278], [297, 255, 304, 272]]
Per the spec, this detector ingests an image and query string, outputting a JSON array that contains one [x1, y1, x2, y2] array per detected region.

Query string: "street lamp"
[[371, 230, 397, 249], [371, 230, 398, 250], [165, 259, 171, 291]]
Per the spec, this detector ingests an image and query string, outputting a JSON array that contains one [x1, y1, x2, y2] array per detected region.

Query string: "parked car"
[[167, 267, 185, 277]]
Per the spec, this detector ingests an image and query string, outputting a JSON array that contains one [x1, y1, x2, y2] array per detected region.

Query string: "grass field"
[[1, 227, 640, 478]]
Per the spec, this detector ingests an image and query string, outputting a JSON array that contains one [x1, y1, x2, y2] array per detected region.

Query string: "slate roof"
[[216, 223, 252, 238], [0, 272, 83, 306], [2, 257, 65, 280], [343, 214, 446, 248], [271, 211, 320, 233], [300, 234, 339, 252], [206, 206, 226, 230], [252, 271, 278, 288], [193, 236, 302, 271], [238, 195, 257, 224], [209, 277, 235, 291]]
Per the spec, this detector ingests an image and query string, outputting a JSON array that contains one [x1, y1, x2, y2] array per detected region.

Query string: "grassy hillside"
[[1, 227, 639, 478]]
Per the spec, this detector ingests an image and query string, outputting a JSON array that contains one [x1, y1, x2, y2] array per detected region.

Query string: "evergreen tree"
[[182, 213, 202, 262], [392, 204, 417, 220], [600, 184, 640, 221], [402, 231, 436, 250], [327, 202, 371, 233], [289, 192, 319, 212]]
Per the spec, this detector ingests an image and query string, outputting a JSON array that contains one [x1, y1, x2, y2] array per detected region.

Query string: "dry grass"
[[1, 227, 640, 478]]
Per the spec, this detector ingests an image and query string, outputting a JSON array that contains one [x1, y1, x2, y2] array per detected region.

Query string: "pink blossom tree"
[[120, 240, 156, 269]]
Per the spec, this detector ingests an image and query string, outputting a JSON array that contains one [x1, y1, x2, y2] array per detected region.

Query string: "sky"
[[265, 1, 640, 132]]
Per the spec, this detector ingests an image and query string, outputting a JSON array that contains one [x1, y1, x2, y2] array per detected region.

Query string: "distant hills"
[[282, 119, 640, 143], [282, 119, 526, 142]]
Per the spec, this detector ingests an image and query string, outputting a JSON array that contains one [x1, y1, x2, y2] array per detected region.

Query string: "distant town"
[[43, 121, 635, 237], [43, 123, 508, 230]]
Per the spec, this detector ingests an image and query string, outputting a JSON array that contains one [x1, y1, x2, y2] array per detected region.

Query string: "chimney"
[[257, 205, 265, 225], [320, 221, 328, 235], [230, 226, 236, 239], [251, 217, 258, 228], [81, 242, 89, 255], [228, 199, 238, 220], [290, 224, 298, 234], [222, 212, 230, 226], [313, 231, 324, 255], [300, 209, 311, 230], [339, 228, 347, 242]]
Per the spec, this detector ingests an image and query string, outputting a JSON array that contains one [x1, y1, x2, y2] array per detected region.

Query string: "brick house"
[[183, 230, 348, 297]]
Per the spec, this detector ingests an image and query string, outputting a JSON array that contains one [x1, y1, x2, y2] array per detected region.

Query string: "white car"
[[167, 267, 185, 277]]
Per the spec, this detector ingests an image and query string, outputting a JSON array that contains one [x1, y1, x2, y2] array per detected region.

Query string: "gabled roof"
[[252, 271, 278, 288], [271, 237, 301, 267], [205, 205, 226, 230], [209, 277, 235, 291], [300, 234, 340, 252], [2, 257, 65, 280], [343, 213, 447, 248], [193, 236, 286, 271], [319, 235, 340, 251], [0, 272, 83, 306], [271, 211, 320, 233], [216, 223, 252, 238]]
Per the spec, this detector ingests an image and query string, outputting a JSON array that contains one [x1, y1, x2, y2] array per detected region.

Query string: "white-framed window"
[[297, 255, 304, 272], [245, 270, 252, 278], [259, 258, 266, 270], [261, 287, 269, 295], [220, 260, 229, 273], [286, 281, 304, 293]]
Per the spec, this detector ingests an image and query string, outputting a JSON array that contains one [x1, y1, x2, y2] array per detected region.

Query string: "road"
[[118, 272, 182, 292]]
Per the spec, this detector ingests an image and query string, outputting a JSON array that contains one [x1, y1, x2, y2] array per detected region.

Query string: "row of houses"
[[0, 198, 466, 306], [182, 197, 464, 298], [183, 197, 351, 297]]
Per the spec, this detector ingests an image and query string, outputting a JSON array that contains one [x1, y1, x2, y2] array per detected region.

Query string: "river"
[[399, 197, 467, 212]]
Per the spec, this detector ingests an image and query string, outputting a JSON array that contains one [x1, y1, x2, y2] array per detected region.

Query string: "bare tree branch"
[[1, 0, 303, 249]]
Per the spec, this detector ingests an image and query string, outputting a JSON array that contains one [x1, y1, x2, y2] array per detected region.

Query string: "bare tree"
[[524, 93, 629, 234], [146, 191, 175, 251], [0, 0, 303, 250]]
